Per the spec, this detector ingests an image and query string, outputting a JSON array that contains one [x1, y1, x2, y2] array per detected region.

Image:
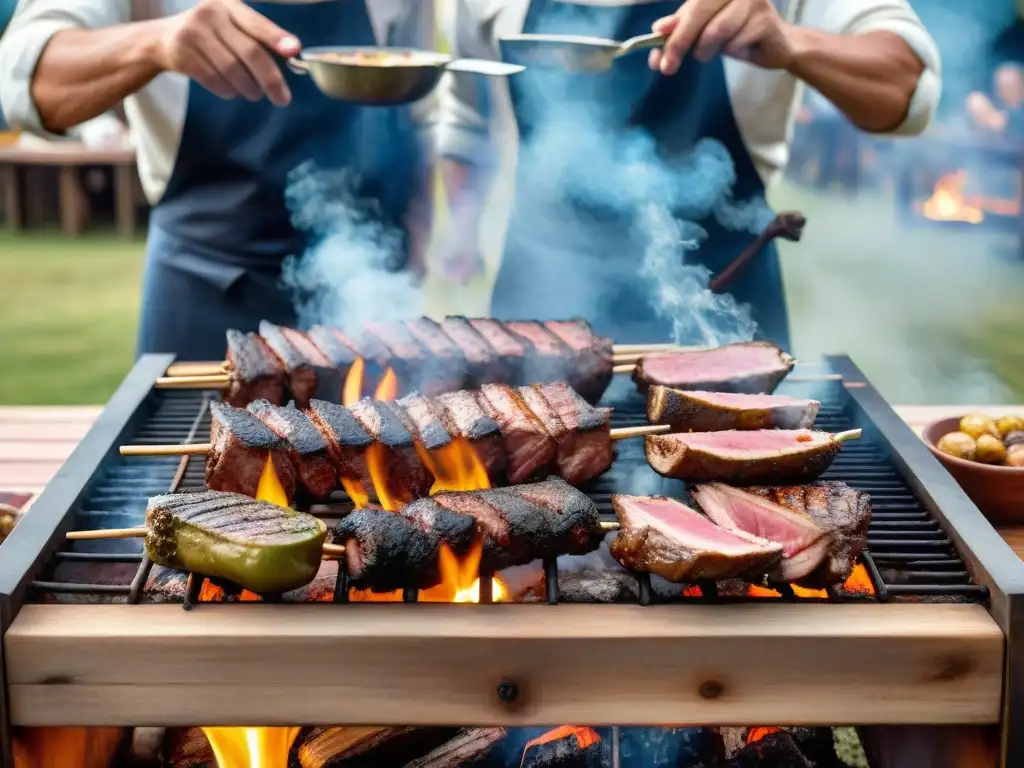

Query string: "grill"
[[0, 354, 1022, 768]]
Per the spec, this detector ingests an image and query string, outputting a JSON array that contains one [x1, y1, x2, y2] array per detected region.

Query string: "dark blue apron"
[[137, 0, 424, 360], [491, 0, 790, 350]]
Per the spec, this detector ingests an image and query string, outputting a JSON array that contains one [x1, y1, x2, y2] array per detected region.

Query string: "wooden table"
[[0, 144, 138, 238], [1, 404, 1022, 556]]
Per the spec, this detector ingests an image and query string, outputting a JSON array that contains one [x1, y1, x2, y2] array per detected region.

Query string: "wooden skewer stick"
[[155, 375, 231, 389], [165, 361, 229, 378], [834, 429, 863, 443], [120, 425, 669, 457]]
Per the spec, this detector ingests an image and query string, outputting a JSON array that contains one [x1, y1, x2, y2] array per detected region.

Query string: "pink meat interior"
[[644, 344, 784, 381], [688, 391, 813, 408], [281, 328, 332, 367], [671, 429, 827, 457], [624, 497, 774, 554], [694, 485, 821, 556]]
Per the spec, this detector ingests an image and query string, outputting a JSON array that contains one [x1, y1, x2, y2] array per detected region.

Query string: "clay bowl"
[[922, 417, 1024, 526]]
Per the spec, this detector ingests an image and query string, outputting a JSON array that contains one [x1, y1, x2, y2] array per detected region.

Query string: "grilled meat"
[[633, 342, 796, 394], [610, 495, 783, 582], [248, 400, 338, 500], [747, 482, 871, 587], [208, 401, 297, 500], [368, 321, 464, 397], [396, 392, 451, 452], [519, 382, 612, 485], [544, 319, 614, 404], [145, 490, 327, 593], [468, 317, 527, 381], [348, 397, 432, 501], [434, 390, 507, 482], [645, 429, 842, 485], [278, 327, 345, 404], [442, 316, 510, 384], [258, 321, 319, 407], [514, 474, 604, 554], [478, 383, 556, 483], [504, 319, 574, 387], [403, 317, 470, 391], [692, 483, 830, 582], [647, 388, 820, 432], [306, 325, 358, 369], [224, 329, 285, 407]]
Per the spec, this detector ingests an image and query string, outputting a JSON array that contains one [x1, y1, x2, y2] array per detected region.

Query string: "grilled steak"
[[610, 495, 783, 582], [647, 388, 820, 432], [440, 316, 505, 385], [434, 390, 507, 482], [468, 318, 528, 382], [645, 429, 842, 485], [514, 475, 604, 554], [259, 321, 318, 407], [478, 383, 556, 483], [145, 490, 326, 593], [396, 392, 451, 452], [224, 329, 285, 407], [632, 342, 796, 394], [306, 325, 358, 369], [747, 482, 871, 586], [692, 483, 830, 582], [504, 320, 574, 387], [544, 319, 614, 404], [536, 382, 613, 486], [248, 400, 338, 500], [403, 317, 470, 391], [306, 399, 373, 492], [207, 402, 297, 500], [348, 397, 431, 502], [279, 327, 345, 404], [335, 509, 436, 591]]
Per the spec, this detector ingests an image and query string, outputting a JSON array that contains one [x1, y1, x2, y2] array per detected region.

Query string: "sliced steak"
[[258, 321, 318, 407], [247, 400, 338, 500], [514, 475, 603, 555], [440, 316, 509, 385], [224, 329, 285, 407], [747, 482, 872, 587], [478, 383, 556, 483], [306, 325, 358, 369], [306, 399, 373, 493], [609, 495, 783, 582], [467, 318, 527, 383], [207, 402, 297, 500], [504, 320, 575, 386], [633, 342, 796, 394], [398, 497, 477, 557], [434, 390, 507, 482], [692, 483, 831, 582], [334, 509, 439, 591], [395, 392, 452, 452], [403, 317, 471, 392], [645, 429, 842, 485], [544, 319, 614, 404], [278, 327, 345, 404], [647, 388, 820, 432], [348, 397, 431, 502], [535, 382, 613, 485]]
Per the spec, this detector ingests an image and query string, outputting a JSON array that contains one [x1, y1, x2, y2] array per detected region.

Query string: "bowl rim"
[[923, 416, 1024, 474], [300, 47, 452, 69]]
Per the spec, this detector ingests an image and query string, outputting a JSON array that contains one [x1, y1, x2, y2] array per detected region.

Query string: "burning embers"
[[915, 169, 1020, 225]]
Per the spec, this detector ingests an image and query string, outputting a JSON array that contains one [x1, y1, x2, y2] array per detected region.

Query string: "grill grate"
[[28, 376, 989, 606]]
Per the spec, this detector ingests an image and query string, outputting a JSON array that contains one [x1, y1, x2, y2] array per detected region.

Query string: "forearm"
[[31, 21, 166, 133], [784, 27, 924, 133]]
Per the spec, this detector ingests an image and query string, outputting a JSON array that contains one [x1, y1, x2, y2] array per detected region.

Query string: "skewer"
[[834, 429, 862, 443], [165, 361, 229, 378], [118, 424, 672, 457], [156, 374, 231, 389], [611, 363, 842, 382]]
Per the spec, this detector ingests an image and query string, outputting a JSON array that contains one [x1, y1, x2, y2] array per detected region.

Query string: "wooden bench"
[[0, 143, 139, 238]]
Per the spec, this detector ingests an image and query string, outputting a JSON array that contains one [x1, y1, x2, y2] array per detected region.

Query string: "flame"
[[841, 562, 875, 595], [341, 476, 369, 509], [199, 581, 262, 602], [202, 727, 301, 768], [746, 584, 781, 599], [366, 442, 412, 511], [920, 171, 984, 223], [681, 585, 703, 597], [12, 727, 122, 768], [746, 727, 781, 744], [350, 539, 508, 603], [255, 456, 289, 508], [522, 726, 600, 765], [374, 367, 398, 401], [343, 357, 364, 407], [416, 437, 492, 495]]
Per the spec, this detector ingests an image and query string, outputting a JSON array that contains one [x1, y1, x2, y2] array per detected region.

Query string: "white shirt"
[[437, 0, 943, 185], [0, 0, 437, 203]]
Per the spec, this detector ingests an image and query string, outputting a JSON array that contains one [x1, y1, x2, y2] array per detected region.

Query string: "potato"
[[997, 416, 1024, 438], [959, 414, 999, 440], [936, 431, 977, 461], [976, 434, 1007, 464]]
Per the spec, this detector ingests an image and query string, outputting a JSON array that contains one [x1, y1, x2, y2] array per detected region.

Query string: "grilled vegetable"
[[997, 416, 1024, 438], [958, 414, 999, 441], [145, 491, 327, 593], [975, 434, 1007, 465], [936, 432, 976, 461]]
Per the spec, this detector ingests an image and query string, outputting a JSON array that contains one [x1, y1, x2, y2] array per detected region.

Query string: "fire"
[[255, 455, 289, 508], [350, 538, 508, 603], [920, 170, 984, 224], [841, 562, 875, 595], [12, 727, 122, 768], [745, 561, 875, 599], [199, 581, 262, 602], [342, 357, 364, 407], [202, 727, 301, 768], [366, 442, 412, 511], [522, 726, 600, 764], [341, 476, 369, 509], [682, 585, 703, 597], [374, 367, 398, 401], [746, 727, 781, 744], [416, 437, 491, 494]]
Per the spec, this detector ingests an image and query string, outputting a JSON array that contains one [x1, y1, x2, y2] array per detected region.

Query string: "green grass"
[[0, 229, 144, 404]]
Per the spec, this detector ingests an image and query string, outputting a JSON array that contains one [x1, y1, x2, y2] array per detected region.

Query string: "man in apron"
[[0, 0, 435, 360], [437, 0, 940, 349]]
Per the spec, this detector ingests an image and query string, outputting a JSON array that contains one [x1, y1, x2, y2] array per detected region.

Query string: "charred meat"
[[306, 398, 373, 490], [520, 382, 612, 486], [145, 490, 326, 593], [434, 390, 507, 482], [505, 319, 575, 389], [544, 319, 614, 404], [645, 429, 842, 485], [478, 383, 556, 483], [348, 397, 432, 501], [647, 387, 820, 432], [248, 400, 338, 500], [207, 401, 297, 501], [633, 342, 795, 394], [259, 321, 319, 408], [441, 316, 507, 385], [306, 325, 358, 369], [403, 317, 470, 392], [224, 329, 285, 408], [610, 495, 783, 582]]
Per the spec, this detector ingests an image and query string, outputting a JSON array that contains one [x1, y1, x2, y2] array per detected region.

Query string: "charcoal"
[[520, 727, 609, 768]]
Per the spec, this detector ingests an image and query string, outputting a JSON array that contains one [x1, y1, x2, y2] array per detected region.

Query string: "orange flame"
[[343, 357, 364, 407], [920, 170, 984, 224], [366, 442, 412, 511], [255, 455, 289, 508], [349, 538, 508, 603], [841, 563, 875, 595], [522, 726, 600, 765], [202, 727, 301, 768], [374, 367, 398, 401], [746, 727, 781, 744], [12, 727, 122, 768], [416, 437, 492, 495], [199, 582, 262, 602], [681, 585, 703, 597], [341, 477, 369, 509]]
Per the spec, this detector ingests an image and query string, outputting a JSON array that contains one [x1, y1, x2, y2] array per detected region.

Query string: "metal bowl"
[[288, 47, 452, 105]]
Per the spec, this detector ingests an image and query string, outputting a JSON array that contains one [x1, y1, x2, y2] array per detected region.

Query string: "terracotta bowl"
[[922, 417, 1024, 526]]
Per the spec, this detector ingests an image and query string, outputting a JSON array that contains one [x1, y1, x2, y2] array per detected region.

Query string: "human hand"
[[649, 0, 793, 76], [154, 0, 300, 106]]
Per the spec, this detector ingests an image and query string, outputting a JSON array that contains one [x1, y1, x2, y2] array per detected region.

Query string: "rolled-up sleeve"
[[437, 0, 497, 167], [798, 0, 942, 136], [0, 0, 126, 137]]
